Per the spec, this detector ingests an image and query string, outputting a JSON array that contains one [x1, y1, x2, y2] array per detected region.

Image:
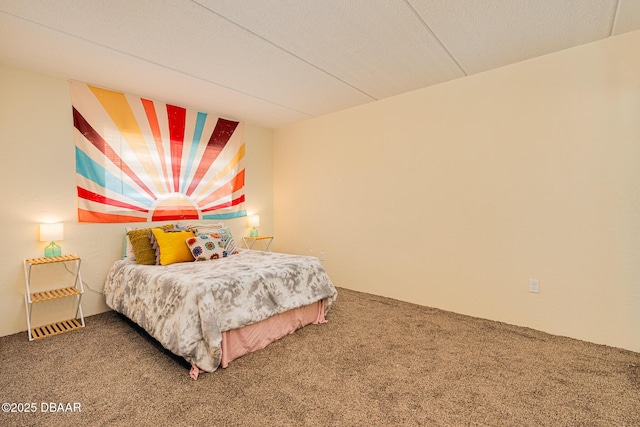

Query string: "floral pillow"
[[186, 228, 239, 261]]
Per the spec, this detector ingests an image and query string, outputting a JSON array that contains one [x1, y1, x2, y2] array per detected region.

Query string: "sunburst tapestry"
[[71, 81, 246, 223]]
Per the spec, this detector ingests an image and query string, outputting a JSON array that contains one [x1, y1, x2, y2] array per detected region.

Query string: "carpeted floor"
[[1, 287, 638, 426]]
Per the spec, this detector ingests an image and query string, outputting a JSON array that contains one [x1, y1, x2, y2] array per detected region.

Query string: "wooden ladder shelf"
[[24, 255, 85, 341]]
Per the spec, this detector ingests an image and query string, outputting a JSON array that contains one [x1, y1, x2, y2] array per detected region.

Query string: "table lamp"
[[40, 223, 63, 258], [248, 215, 260, 237]]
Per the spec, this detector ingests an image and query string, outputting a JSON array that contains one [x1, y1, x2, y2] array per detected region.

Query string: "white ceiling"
[[1, 1, 639, 128]]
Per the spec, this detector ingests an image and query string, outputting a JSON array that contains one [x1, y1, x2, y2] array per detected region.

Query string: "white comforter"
[[104, 250, 337, 372]]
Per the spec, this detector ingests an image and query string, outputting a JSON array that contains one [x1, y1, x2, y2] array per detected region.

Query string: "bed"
[[104, 249, 337, 378]]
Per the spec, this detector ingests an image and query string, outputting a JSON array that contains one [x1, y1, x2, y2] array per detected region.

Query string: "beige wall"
[[0, 64, 274, 337], [3, 30, 638, 352], [273, 30, 640, 352]]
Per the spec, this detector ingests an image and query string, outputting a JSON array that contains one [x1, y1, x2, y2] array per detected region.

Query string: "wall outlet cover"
[[529, 279, 540, 293]]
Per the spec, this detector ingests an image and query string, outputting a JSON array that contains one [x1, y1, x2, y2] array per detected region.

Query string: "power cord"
[[64, 263, 104, 296]]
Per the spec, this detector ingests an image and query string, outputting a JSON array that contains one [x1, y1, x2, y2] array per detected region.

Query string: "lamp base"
[[249, 228, 259, 237], [44, 242, 62, 258]]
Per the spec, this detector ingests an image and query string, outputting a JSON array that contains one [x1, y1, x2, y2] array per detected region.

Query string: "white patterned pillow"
[[186, 228, 238, 261]]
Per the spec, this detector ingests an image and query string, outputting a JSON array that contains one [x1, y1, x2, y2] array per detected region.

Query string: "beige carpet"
[[1, 287, 638, 426]]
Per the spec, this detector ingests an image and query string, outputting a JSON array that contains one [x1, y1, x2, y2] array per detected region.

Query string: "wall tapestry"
[[71, 81, 246, 223]]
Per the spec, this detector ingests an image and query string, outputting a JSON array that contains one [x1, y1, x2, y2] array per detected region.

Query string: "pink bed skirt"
[[219, 299, 326, 368]]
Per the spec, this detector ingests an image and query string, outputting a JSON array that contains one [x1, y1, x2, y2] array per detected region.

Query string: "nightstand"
[[23, 254, 85, 341], [242, 235, 274, 251]]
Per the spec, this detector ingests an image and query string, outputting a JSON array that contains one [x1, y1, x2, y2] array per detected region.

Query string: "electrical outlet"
[[319, 252, 325, 261], [529, 279, 539, 293]]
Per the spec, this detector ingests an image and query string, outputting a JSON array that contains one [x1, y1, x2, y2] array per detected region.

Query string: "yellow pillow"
[[150, 229, 196, 266]]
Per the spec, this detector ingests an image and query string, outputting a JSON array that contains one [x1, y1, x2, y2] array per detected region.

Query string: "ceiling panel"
[[409, 0, 619, 74], [614, 0, 640, 35], [0, 12, 311, 128]]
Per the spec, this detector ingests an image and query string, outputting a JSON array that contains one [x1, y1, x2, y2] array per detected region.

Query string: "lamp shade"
[[40, 223, 64, 242], [248, 215, 260, 228]]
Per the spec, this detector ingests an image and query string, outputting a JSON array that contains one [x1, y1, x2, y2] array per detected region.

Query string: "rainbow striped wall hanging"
[[71, 81, 246, 223]]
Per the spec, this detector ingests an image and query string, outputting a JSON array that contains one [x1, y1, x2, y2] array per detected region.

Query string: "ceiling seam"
[[190, 0, 377, 101], [0, 10, 314, 119], [609, 0, 622, 36], [403, 0, 468, 76]]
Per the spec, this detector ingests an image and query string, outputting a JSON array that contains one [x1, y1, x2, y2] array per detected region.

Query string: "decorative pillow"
[[123, 226, 141, 260], [173, 223, 201, 232], [186, 227, 239, 261], [212, 226, 239, 255], [123, 235, 134, 260], [149, 225, 197, 264], [187, 222, 224, 235], [150, 229, 196, 266], [126, 224, 174, 265]]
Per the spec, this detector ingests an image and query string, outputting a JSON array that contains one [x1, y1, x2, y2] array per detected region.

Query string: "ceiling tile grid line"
[[404, 0, 469, 76], [610, 0, 623, 35]]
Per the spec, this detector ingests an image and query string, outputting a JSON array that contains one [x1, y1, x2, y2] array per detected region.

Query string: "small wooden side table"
[[23, 254, 85, 341], [242, 236, 274, 252]]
